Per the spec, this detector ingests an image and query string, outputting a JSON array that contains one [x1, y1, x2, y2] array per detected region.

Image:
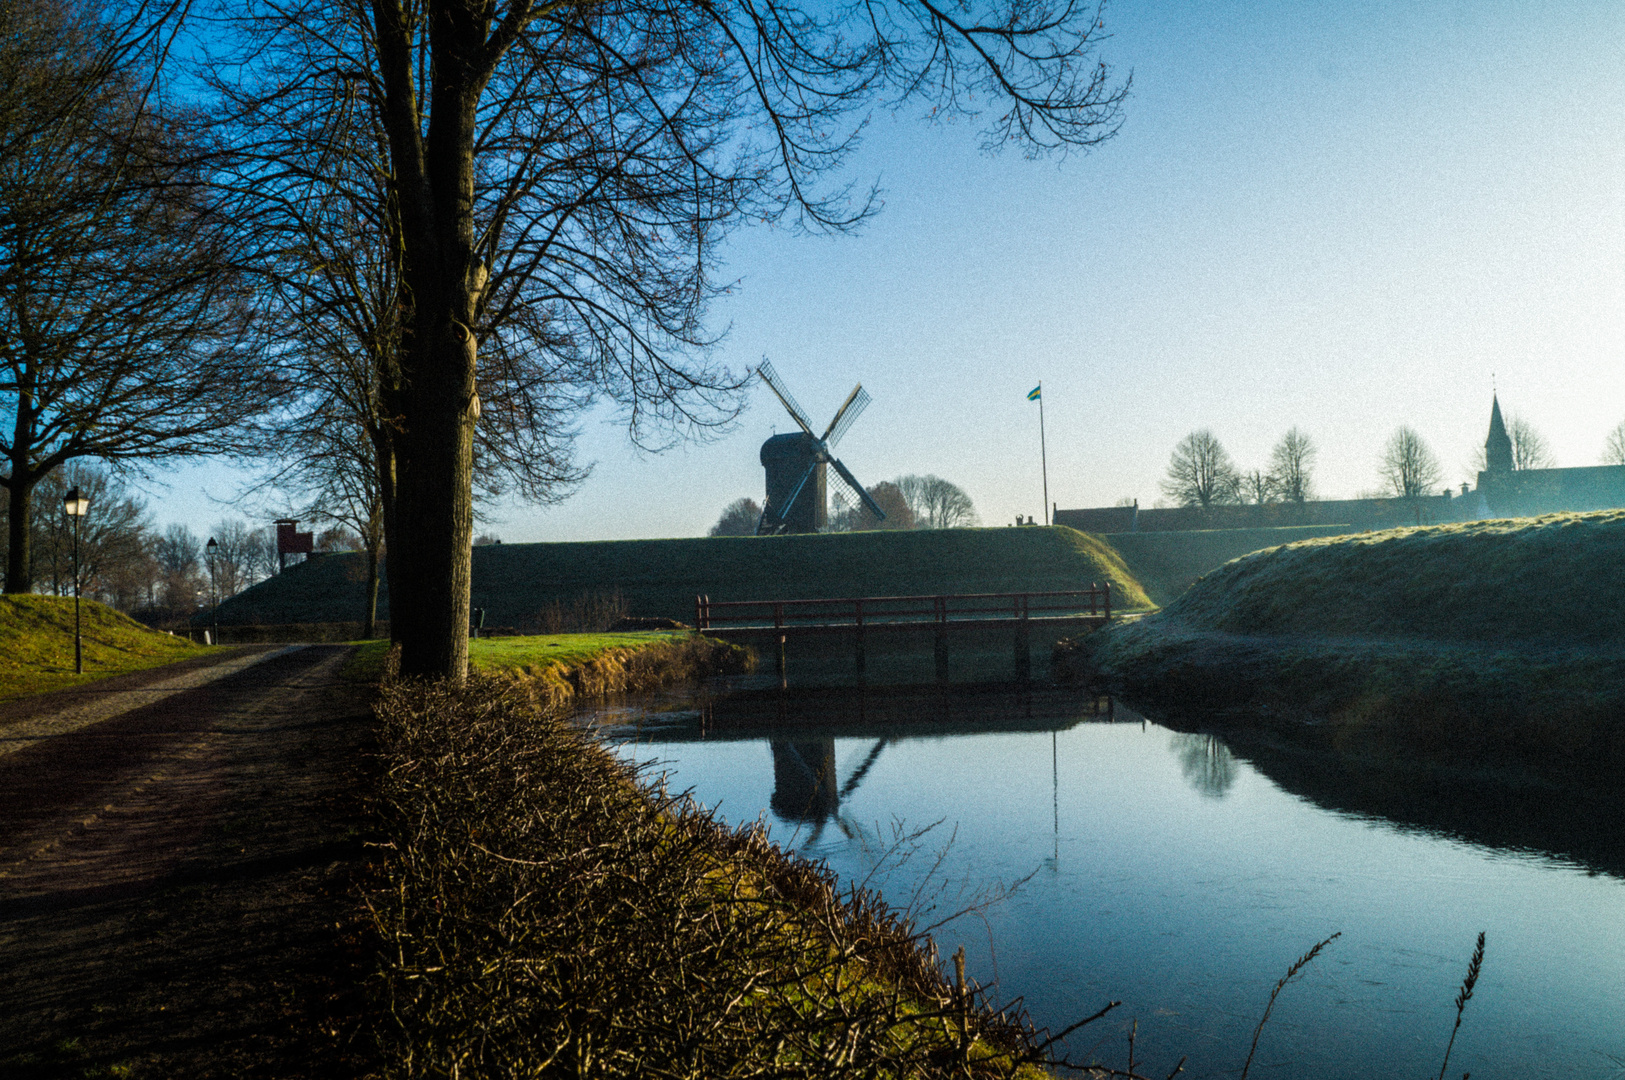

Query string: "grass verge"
[[343, 630, 754, 704], [367, 674, 1061, 1077], [0, 595, 208, 702]]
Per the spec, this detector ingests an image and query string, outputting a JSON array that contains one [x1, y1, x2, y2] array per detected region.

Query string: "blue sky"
[[148, 0, 1625, 539]]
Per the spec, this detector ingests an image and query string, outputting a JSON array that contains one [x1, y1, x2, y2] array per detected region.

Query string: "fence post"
[[1104, 581, 1112, 622]]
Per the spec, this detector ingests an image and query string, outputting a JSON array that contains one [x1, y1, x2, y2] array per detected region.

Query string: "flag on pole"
[[1027, 385, 1041, 401]]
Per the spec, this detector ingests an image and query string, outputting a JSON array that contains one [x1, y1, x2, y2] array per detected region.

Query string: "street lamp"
[[205, 537, 218, 644], [63, 486, 90, 674]]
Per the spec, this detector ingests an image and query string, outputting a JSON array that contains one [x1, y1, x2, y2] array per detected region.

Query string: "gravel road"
[[0, 644, 373, 1079]]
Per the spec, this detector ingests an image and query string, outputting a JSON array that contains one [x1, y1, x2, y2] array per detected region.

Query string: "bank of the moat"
[[1058, 511, 1625, 779]]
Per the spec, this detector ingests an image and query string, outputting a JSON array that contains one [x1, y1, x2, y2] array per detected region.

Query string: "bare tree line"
[[1161, 410, 1625, 510], [0, 461, 357, 620], [710, 474, 977, 535]]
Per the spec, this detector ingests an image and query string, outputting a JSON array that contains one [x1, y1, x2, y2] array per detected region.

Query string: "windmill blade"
[[826, 387, 870, 448], [830, 457, 887, 520], [839, 738, 890, 800], [777, 460, 820, 522], [821, 384, 868, 445], [826, 469, 863, 520], [758, 360, 816, 436]]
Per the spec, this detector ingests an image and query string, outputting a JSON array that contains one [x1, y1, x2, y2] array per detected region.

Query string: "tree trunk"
[[368, 0, 489, 680], [363, 545, 379, 639], [5, 471, 33, 594], [389, 322, 477, 678]]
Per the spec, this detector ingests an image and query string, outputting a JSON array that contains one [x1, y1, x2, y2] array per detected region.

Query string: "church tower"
[[1485, 394, 1512, 475]]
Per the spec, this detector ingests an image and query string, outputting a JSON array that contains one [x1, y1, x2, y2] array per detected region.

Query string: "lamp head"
[[63, 487, 89, 517], [206, 537, 218, 553]]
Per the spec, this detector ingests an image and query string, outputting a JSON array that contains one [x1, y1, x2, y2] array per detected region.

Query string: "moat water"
[[584, 682, 1625, 1080]]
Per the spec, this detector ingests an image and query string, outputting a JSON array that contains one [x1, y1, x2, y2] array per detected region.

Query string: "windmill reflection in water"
[[770, 737, 891, 845]]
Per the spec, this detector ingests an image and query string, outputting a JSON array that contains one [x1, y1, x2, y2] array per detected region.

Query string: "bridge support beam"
[[1013, 598, 1031, 683]]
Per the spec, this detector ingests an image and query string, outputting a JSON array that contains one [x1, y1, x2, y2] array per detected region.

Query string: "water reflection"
[[590, 685, 1625, 1079], [1171, 732, 1237, 799]]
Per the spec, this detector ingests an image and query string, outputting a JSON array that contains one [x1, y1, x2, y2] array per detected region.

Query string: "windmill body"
[[761, 433, 827, 532], [755, 361, 886, 535]]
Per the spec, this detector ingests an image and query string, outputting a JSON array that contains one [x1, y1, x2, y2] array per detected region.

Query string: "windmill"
[[756, 360, 887, 534]]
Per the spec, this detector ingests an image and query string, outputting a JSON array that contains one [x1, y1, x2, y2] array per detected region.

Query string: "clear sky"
[[147, 0, 1625, 540]]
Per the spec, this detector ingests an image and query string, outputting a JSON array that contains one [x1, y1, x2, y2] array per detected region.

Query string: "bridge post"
[[1014, 594, 1031, 682], [774, 602, 786, 681], [933, 596, 949, 683], [854, 598, 866, 683]]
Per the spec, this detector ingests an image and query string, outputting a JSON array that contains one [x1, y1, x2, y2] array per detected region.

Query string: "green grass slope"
[[1143, 511, 1625, 645], [1104, 525, 1362, 606], [0, 594, 205, 700], [1073, 512, 1625, 745], [212, 526, 1151, 628]]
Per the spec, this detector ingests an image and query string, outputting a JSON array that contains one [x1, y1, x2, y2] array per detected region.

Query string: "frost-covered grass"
[[1063, 512, 1625, 754]]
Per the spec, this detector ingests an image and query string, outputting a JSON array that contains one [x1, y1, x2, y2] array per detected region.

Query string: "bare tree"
[[155, 523, 204, 610], [1239, 470, 1275, 506], [1603, 421, 1625, 466], [1161, 430, 1241, 509], [1380, 427, 1444, 498], [1267, 428, 1316, 503], [895, 475, 978, 528], [24, 464, 152, 607], [1508, 416, 1554, 471], [213, 0, 1127, 679], [709, 498, 762, 537], [205, 519, 263, 599], [1475, 413, 1555, 472], [0, 0, 273, 594]]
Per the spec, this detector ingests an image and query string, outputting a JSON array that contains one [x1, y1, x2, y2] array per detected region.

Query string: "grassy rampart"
[[0, 595, 207, 701], [367, 668, 1065, 1076], [211, 526, 1152, 628], [1064, 512, 1625, 762], [1103, 525, 1359, 606]]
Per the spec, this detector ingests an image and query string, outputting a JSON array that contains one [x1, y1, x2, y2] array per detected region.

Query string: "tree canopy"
[[206, 0, 1127, 678]]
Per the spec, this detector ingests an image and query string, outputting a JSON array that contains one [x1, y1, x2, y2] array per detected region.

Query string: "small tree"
[[1603, 421, 1625, 466], [837, 483, 914, 531], [709, 498, 762, 537], [1161, 430, 1241, 509], [1508, 416, 1554, 471], [1380, 427, 1444, 498], [895, 475, 978, 528], [1240, 470, 1275, 506], [155, 524, 204, 611], [1267, 428, 1317, 503], [23, 465, 151, 606]]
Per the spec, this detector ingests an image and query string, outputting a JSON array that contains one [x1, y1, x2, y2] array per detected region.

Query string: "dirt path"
[[0, 645, 374, 1079]]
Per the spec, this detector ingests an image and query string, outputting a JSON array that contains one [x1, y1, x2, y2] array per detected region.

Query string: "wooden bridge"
[[695, 585, 1112, 682]]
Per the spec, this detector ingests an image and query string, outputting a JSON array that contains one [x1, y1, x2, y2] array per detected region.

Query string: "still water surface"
[[587, 685, 1624, 1080]]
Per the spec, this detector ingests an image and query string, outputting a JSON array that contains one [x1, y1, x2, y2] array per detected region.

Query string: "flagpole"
[[1038, 383, 1050, 526]]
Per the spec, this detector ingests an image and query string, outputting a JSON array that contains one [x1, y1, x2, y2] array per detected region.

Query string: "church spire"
[[1485, 393, 1512, 474]]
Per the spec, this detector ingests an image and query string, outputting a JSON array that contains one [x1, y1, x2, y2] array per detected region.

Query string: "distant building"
[[1473, 393, 1625, 517], [1055, 395, 1625, 535]]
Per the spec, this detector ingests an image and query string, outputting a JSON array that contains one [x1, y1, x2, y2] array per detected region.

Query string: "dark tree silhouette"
[[1162, 430, 1241, 509], [216, 0, 1127, 678], [1267, 428, 1316, 503], [0, 0, 271, 593], [1380, 426, 1443, 498], [709, 498, 762, 537]]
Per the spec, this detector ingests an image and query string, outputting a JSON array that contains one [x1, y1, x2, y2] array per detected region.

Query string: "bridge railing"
[[694, 584, 1111, 631]]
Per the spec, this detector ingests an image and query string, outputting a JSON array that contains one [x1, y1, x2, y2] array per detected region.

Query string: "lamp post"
[[205, 537, 218, 644], [63, 487, 90, 674]]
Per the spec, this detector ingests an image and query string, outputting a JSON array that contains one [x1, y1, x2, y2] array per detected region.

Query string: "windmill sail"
[[756, 361, 884, 533]]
